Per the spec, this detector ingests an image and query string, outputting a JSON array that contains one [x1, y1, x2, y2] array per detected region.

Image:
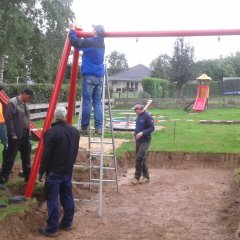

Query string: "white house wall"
[[112, 81, 143, 92]]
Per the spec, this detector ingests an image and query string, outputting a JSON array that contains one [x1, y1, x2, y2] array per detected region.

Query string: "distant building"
[[108, 64, 151, 92]]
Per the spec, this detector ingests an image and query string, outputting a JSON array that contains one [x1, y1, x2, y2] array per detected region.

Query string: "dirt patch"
[[78, 136, 129, 154], [1, 147, 240, 239]]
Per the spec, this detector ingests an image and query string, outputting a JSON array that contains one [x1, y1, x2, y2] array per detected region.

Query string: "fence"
[[29, 97, 240, 120], [114, 97, 240, 109], [29, 99, 114, 120]]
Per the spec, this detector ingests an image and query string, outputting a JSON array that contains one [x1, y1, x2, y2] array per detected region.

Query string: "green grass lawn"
[[1, 108, 240, 165], [115, 108, 240, 154]]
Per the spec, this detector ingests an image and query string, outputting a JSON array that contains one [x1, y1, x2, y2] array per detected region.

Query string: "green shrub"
[[2, 84, 82, 103]]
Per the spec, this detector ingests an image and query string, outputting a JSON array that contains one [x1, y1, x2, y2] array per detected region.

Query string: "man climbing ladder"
[[68, 23, 105, 136]]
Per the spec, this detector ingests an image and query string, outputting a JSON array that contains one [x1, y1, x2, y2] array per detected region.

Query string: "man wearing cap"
[[131, 103, 154, 185], [38, 106, 80, 237], [0, 88, 34, 190], [68, 23, 105, 136]]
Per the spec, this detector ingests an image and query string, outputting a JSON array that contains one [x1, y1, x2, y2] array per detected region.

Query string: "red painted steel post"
[[66, 49, 79, 124], [24, 37, 72, 198], [75, 29, 240, 38]]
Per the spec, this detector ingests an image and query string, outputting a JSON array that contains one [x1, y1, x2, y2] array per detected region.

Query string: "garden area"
[[1, 107, 240, 239]]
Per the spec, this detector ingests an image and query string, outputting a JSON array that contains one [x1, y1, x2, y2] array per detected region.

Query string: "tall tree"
[[170, 37, 195, 97], [106, 51, 129, 76], [150, 54, 171, 80], [0, 0, 75, 84], [195, 58, 235, 81], [224, 52, 240, 77], [0, 0, 36, 83]]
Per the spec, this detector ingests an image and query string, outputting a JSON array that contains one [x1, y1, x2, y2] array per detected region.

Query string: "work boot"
[[80, 128, 88, 136], [95, 129, 102, 136], [39, 228, 58, 237], [139, 177, 150, 184], [59, 225, 73, 231], [130, 178, 139, 185]]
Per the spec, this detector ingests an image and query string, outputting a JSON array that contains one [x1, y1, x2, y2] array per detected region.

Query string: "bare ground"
[[1, 137, 240, 240], [22, 168, 240, 240]]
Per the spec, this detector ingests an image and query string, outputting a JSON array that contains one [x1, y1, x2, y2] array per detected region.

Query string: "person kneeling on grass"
[[130, 103, 154, 185]]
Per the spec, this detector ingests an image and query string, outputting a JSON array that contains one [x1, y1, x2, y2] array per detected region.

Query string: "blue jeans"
[[81, 75, 103, 130], [44, 172, 74, 233]]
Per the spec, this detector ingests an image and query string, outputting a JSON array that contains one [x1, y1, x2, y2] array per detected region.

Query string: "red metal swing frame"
[[19, 27, 240, 197]]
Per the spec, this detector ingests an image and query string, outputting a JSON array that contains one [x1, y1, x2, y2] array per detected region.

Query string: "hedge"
[[142, 77, 220, 98], [2, 84, 82, 103]]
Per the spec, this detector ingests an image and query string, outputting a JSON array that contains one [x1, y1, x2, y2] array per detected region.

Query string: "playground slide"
[[0, 90, 41, 140], [193, 85, 209, 111]]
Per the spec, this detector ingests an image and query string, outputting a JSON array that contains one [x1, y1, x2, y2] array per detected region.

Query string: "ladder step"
[[72, 179, 117, 185], [90, 179, 117, 183], [89, 141, 113, 144], [72, 181, 100, 185], [92, 166, 116, 170], [90, 166, 116, 170], [74, 164, 88, 169], [74, 165, 116, 170], [74, 198, 99, 203], [90, 153, 114, 157]]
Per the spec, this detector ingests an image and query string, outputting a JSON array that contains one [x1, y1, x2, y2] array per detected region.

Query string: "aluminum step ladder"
[[73, 63, 119, 217]]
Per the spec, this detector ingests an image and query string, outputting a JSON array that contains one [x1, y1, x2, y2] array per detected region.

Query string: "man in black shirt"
[[39, 106, 80, 237]]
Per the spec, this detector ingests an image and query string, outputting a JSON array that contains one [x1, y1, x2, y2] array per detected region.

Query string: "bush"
[[2, 84, 82, 103], [142, 77, 220, 98]]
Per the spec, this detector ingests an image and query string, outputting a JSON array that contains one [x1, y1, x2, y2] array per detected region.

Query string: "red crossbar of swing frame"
[[24, 28, 240, 197]]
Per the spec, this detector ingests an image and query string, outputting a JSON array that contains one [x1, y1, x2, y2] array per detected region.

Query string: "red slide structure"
[[193, 73, 212, 112], [193, 85, 209, 111]]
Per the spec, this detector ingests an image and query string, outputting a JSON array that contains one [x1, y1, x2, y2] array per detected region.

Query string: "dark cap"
[[131, 103, 144, 110], [92, 24, 105, 37], [22, 88, 34, 98]]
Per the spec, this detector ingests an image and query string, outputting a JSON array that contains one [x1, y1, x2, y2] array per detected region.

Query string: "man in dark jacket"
[[68, 23, 105, 135], [130, 103, 155, 185], [39, 106, 80, 237], [0, 88, 34, 190]]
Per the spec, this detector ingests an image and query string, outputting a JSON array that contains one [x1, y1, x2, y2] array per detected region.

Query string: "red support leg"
[[24, 37, 72, 198], [66, 49, 79, 124]]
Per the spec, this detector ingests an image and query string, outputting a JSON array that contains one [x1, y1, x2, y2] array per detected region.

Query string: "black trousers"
[[134, 141, 150, 180], [0, 130, 31, 183]]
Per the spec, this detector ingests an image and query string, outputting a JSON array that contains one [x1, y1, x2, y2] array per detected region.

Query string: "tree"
[[0, 0, 75, 84], [195, 58, 235, 82], [0, 0, 36, 83], [224, 52, 240, 77], [170, 37, 195, 97], [106, 51, 129, 76], [150, 54, 171, 80]]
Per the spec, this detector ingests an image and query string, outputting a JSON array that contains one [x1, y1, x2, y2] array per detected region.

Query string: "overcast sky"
[[71, 0, 240, 67]]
